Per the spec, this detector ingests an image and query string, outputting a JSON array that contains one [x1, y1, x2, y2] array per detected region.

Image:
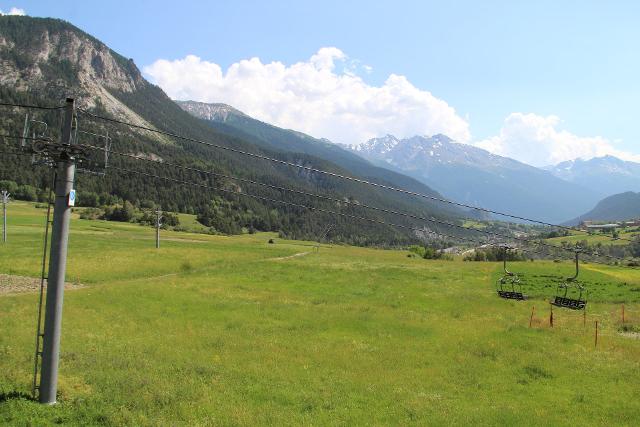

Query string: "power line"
[[0, 101, 64, 111], [1, 101, 632, 259], [104, 163, 622, 266], [0, 101, 632, 247], [0, 149, 34, 158], [0, 133, 53, 142], [107, 164, 486, 245], [79, 143, 626, 263], [77, 108, 634, 243]]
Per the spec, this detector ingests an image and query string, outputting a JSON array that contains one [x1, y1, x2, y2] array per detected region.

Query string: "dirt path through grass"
[[268, 251, 311, 261], [0, 274, 83, 295]]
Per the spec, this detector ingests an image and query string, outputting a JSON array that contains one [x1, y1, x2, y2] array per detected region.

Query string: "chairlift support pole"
[[38, 98, 76, 404], [316, 224, 333, 252], [156, 209, 162, 249], [1, 190, 9, 243], [21, 113, 30, 149]]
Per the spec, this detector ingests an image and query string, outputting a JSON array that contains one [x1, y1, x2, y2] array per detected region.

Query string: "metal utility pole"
[[39, 98, 76, 405], [1, 190, 9, 243], [315, 225, 333, 253], [155, 209, 162, 249]]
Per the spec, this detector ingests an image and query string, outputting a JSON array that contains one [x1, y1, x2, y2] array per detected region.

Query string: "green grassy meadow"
[[2, 202, 640, 425]]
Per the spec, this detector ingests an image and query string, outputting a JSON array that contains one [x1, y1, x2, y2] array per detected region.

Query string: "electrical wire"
[[0, 101, 64, 110], [0, 134, 53, 142], [0, 101, 633, 260], [106, 164, 493, 246], [78, 143, 625, 263], [0, 149, 34, 158], [0, 101, 632, 247], [77, 108, 638, 245], [103, 163, 622, 266]]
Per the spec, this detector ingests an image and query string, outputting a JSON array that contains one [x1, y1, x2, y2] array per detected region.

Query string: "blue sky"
[[5, 1, 640, 165]]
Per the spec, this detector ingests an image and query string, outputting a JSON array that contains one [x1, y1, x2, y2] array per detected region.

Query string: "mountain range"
[[346, 135, 606, 224], [179, 102, 640, 225], [544, 156, 640, 196], [0, 16, 470, 245], [176, 101, 461, 216]]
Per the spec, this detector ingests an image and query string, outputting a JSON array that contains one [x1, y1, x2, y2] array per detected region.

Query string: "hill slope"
[[0, 16, 467, 245], [566, 191, 640, 225], [348, 134, 601, 224], [176, 100, 462, 216]]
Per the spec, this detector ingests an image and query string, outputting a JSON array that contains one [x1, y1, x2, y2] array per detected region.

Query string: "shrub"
[[0, 180, 18, 194], [103, 201, 135, 222], [463, 247, 525, 262], [13, 184, 38, 201], [409, 245, 452, 260], [79, 208, 103, 220], [163, 212, 179, 227], [78, 191, 99, 207]]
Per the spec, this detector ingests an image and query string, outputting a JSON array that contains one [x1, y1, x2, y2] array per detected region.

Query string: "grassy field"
[[1, 201, 640, 425]]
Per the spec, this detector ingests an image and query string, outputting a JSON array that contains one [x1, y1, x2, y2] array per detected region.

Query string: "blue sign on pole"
[[68, 189, 76, 207]]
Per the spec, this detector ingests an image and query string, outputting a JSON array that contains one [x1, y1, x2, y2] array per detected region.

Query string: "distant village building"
[[442, 246, 462, 254], [581, 222, 620, 231], [579, 219, 640, 230]]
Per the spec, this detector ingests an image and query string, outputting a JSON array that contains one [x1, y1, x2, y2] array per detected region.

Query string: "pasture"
[[1, 202, 640, 425]]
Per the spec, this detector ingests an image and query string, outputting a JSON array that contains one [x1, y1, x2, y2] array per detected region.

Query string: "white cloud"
[[474, 112, 640, 166], [144, 48, 470, 145], [0, 7, 26, 15]]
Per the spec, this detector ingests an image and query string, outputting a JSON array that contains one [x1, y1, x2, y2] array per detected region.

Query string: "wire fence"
[[526, 302, 640, 348]]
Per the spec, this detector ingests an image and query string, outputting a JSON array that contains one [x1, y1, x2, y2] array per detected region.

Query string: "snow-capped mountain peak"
[[351, 134, 400, 154], [351, 134, 518, 169], [345, 133, 603, 224], [546, 155, 640, 194]]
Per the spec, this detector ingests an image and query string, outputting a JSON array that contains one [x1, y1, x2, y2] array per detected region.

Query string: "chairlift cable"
[[78, 143, 625, 262], [77, 107, 638, 244]]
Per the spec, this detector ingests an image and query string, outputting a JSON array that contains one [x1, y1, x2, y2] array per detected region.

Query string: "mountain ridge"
[[347, 134, 602, 224], [545, 155, 640, 196], [176, 100, 466, 217], [566, 191, 640, 225]]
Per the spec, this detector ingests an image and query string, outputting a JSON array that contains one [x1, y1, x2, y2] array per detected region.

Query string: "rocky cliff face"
[[176, 101, 247, 122], [0, 16, 154, 128]]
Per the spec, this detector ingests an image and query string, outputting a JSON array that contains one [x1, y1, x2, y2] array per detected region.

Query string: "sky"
[[4, 1, 640, 166]]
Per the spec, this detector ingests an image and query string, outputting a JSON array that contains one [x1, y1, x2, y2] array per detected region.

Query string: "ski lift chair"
[[551, 249, 587, 310], [496, 246, 527, 300]]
